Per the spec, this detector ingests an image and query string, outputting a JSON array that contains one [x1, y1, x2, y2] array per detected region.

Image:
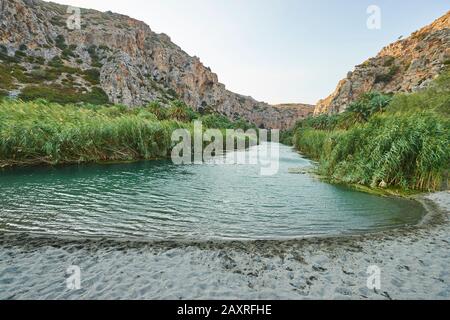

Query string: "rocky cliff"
[[0, 0, 313, 129], [272, 103, 314, 122], [315, 11, 450, 115]]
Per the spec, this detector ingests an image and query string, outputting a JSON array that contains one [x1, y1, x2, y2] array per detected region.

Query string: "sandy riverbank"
[[0, 192, 449, 300]]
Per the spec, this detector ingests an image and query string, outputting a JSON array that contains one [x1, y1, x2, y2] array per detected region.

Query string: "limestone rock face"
[[315, 11, 450, 115], [100, 52, 160, 106], [0, 0, 311, 129]]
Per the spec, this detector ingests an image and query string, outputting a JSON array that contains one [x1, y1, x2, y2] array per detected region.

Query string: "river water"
[[0, 144, 424, 241], [0, 143, 429, 299]]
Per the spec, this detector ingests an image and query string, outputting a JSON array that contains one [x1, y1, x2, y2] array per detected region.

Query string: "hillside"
[[0, 0, 310, 129], [315, 11, 450, 114]]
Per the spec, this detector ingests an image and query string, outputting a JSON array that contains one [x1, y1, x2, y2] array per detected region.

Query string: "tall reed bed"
[[293, 72, 450, 192], [0, 100, 189, 166]]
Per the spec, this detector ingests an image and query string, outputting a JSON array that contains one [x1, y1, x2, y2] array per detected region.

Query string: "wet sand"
[[0, 192, 449, 300]]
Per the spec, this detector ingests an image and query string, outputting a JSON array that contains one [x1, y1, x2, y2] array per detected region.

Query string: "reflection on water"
[[0, 143, 425, 241]]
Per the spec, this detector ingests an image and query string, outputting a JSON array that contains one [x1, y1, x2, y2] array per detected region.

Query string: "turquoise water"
[[0, 143, 425, 241]]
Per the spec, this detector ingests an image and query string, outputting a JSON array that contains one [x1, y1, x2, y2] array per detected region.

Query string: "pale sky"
[[52, 0, 448, 105]]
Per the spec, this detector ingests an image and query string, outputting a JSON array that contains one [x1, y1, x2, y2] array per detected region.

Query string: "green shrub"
[[98, 45, 111, 52], [19, 85, 75, 104], [48, 56, 64, 68], [383, 56, 395, 67], [83, 68, 100, 84], [87, 45, 103, 68], [0, 65, 16, 89], [55, 35, 67, 50], [8, 64, 28, 83], [167, 88, 179, 98], [14, 50, 27, 58], [26, 69, 59, 82], [0, 46, 20, 63], [299, 114, 339, 131], [47, 57, 80, 75], [84, 87, 110, 105], [167, 100, 198, 122], [19, 85, 110, 105], [146, 101, 168, 120], [387, 72, 450, 116], [26, 55, 45, 65], [345, 92, 392, 122], [280, 129, 295, 145], [62, 48, 77, 59], [136, 109, 159, 121], [201, 114, 234, 129], [294, 128, 331, 160], [232, 118, 256, 131], [50, 16, 66, 27], [374, 65, 399, 84]]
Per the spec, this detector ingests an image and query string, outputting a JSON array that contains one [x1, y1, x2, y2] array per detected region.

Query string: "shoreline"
[[0, 191, 446, 248], [0, 192, 448, 299]]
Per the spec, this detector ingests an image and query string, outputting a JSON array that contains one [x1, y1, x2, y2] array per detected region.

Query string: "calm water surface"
[[0, 143, 425, 241]]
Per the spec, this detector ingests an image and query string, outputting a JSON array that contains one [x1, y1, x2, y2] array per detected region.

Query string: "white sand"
[[0, 192, 449, 300]]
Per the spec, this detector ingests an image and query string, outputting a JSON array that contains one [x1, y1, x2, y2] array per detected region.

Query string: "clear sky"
[[53, 0, 449, 105]]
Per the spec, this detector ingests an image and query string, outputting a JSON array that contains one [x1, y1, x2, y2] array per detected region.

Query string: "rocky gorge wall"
[[0, 0, 314, 129], [315, 11, 450, 115]]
